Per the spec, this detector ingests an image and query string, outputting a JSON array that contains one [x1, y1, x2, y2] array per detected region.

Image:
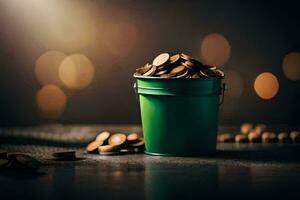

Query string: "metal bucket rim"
[[133, 74, 224, 81]]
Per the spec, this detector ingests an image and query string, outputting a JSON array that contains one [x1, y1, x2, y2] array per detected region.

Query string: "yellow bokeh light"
[[36, 85, 67, 119], [35, 50, 66, 86], [254, 72, 279, 100], [282, 52, 300, 81], [59, 54, 95, 90], [200, 33, 231, 67], [225, 70, 243, 98], [103, 23, 138, 57]]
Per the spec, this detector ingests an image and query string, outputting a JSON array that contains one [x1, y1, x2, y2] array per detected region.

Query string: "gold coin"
[[262, 132, 277, 143], [108, 133, 127, 146], [170, 65, 186, 75], [127, 133, 139, 142], [152, 53, 170, 67], [86, 140, 103, 153], [240, 123, 253, 135], [198, 70, 210, 78], [156, 69, 168, 76], [130, 138, 145, 147], [160, 73, 174, 78], [248, 131, 261, 143], [278, 132, 291, 143], [191, 73, 200, 78], [169, 54, 181, 65], [96, 131, 110, 142], [175, 70, 189, 78], [98, 145, 120, 152], [136, 63, 152, 74], [143, 65, 157, 76], [214, 69, 225, 77], [218, 133, 235, 143], [254, 124, 267, 135], [235, 134, 249, 143]]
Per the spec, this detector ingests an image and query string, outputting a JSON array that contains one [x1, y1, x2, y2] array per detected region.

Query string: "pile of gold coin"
[[86, 131, 144, 155], [135, 53, 224, 78], [218, 123, 300, 144]]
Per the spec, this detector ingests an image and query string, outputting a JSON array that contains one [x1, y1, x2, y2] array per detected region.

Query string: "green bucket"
[[134, 75, 226, 156]]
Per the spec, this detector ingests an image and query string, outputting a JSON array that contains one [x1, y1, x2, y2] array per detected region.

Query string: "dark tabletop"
[[0, 125, 299, 200]]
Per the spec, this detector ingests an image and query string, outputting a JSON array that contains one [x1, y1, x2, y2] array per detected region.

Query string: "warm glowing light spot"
[[104, 23, 138, 57], [35, 51, 66, 86], [200, 33, 231, 67], [59, 54, 95, 90], [254, 72, 279, 100], [282, 52, 300, 81], [225, 70, 243, 98], [36, 85, 67, 119]]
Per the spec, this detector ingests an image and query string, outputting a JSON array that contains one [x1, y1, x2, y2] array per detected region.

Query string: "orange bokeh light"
[[254, 72, 279, 100], [36, 84, 67, 118], [282, 52, 300, 81]]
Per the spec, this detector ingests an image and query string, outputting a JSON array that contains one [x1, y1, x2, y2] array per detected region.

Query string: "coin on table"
[[235, 134, 249, 143], [218, 133, 235, 143], [278, 132, 291, 143], [169, 54, 181, 65], [136, 63, 153, 74], [127, 133, 139, 143], [108, 133, 127, 146], [152, 53, 170, 67], [253, 124, 267, 135], [120, 148, 134, 154], [130, 138, 145, 147], [98, 145, 120, 155], [0, 151, 7, 159], [240, 123, 253, 135], [143, 65, 157, 76], [86, 140, 103, 153], [96, 131, 110, 143], [262, 132, 278, 143], [52, 151, 77, 160], [290, 131, 300, 143], [8, 153, 41, 170], [248, 131, 261, 143], [170, 65, 186, 75]]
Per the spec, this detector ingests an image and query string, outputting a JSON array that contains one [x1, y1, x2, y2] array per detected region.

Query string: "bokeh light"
[[59, 54, 95, 90], [200, 33, 231, 67], [254, 72, 279, 100], [36, 85, 67, 119], [225, 70, 244, 98], [282, 52, 300, 81], [103, 23, 138, 57], [35, 50, 66, 86]]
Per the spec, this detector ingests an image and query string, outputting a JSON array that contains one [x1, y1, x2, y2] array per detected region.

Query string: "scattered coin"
[[86, 140, 103, 153], [218, 133, 235, 143], [52, 151, 76, 160], [248, 131, 261, 143], [240, 123, 253, 135], [278, 132, 291, 143], [96, 131, 110, 143], [7, 153, 41, 170], [108, 133, 127, 146], [262, 132, 278, 143], [130, 138, 145, 147], [235, 134, 249, 143], [290, 131, 300, 143], [127, 133, 139, 143], [254, 124, 267, 135], [98, 145, 120, 156], [152, 53, 170, 67]]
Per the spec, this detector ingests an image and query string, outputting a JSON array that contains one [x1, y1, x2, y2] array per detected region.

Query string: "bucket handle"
[[219, 82, 227, 106], [134, 82, 227, 105]]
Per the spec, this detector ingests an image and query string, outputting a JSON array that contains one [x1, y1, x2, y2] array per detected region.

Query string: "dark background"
[[0, 0, 299, 126]]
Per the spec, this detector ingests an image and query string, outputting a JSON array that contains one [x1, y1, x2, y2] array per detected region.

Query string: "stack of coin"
[[86, 132, 145, 156], [135, 53, 224, 79]]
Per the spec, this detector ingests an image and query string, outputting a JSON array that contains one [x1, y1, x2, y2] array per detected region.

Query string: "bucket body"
[[134, 75, 223, 156]]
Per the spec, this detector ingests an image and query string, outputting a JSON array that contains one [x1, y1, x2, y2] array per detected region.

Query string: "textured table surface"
[[0, 125, 299, 200]]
